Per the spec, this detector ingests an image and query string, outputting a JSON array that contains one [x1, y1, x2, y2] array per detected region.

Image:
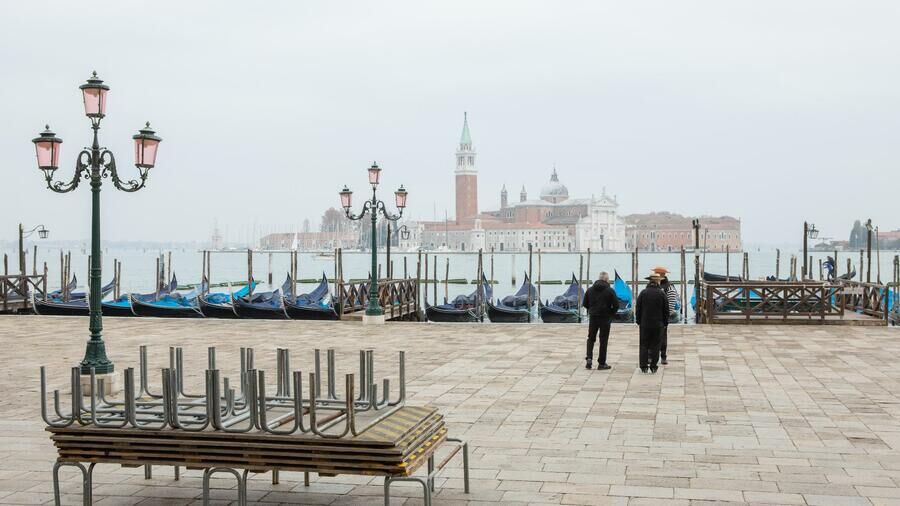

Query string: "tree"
[[320, 208, 344, 233], [849, 220, 866, 249]]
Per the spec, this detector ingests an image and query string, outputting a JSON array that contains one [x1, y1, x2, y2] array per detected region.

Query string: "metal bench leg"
[[271, 469, 279, 484], [203, 467, 247, 506], [143, 464, 151, 479], [427, 455, 435, 492], [447, 437, 470, 493], [384, 475, 430, 506], [304, 471, 310, 486], [53, 461, 95, 506], [174, 465, 180, 481]]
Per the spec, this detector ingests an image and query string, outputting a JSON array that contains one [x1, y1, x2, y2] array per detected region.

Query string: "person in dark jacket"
[[635, 273, 669, 374], [581, 271, 619, 370]]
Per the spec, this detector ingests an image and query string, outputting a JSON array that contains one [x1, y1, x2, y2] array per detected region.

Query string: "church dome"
[[540, 169, 568, 202]]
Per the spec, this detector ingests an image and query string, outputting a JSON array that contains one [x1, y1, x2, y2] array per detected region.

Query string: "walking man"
[[654, 267, 679, 365], [635, 272, 669, 374], [582, 271, 619, 370]]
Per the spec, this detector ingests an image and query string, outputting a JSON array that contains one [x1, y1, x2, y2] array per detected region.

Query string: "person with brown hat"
[[653, 266, 679, 365], [635, 271, 669, 373]]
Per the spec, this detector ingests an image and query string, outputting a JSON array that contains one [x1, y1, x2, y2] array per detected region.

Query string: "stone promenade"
[[1, 316, 899, 505]]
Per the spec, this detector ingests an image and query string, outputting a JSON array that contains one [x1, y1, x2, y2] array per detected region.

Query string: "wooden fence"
[[696, 281, 844, 324], [0, 274, 47, 313], [838, 280, 890, 323], [337, 278, 420, 321]]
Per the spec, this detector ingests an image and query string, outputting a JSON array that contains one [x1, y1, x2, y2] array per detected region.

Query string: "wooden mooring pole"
[[775, 249, 781, 279], [578, 254, 584, 322]]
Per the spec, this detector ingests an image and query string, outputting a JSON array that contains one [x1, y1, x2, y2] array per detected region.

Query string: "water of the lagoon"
[[4, 247, 898, 314]]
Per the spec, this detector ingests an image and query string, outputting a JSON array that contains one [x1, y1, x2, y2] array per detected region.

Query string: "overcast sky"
[[1, 1, 898, 246]]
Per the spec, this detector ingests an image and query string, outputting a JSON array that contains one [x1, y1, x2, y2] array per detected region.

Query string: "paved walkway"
[[1, 316, 900, 505]]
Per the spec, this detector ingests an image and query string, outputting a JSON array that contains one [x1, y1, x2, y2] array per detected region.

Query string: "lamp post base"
[[79, 371, 121, 396], [362, 313, 386, 325]]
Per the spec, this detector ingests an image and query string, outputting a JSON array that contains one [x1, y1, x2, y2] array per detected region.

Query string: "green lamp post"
[[31, 71, 161, 374], [340, 163, 408, 324]]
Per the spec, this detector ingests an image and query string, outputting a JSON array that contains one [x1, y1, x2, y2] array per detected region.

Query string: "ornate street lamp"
[[802, 221, 818, 280], [340, 163, 407, 324], [31, 71, 161, 375]]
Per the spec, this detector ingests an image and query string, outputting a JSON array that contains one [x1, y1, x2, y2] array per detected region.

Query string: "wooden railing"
[[696, 281, 844, 323], [337, 278, 420, 320], [0, 274, 47, 313], [838, 280, 890, 322]]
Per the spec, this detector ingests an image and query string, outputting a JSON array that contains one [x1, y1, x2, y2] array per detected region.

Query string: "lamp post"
[[802, 221, 818, 280], [386, 224, 412, 279], [17, 224, 48, 295], [340, 163, 407, 324], [865, 219, 873, 283], [31, 71, 161, 375]]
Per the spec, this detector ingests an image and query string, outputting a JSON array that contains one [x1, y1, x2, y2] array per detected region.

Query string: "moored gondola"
[[284, 273, 339, 320], [539, 274, 583, 323], [486, 274, 535, 323], [233, 275, 290, 319], [130, 280, 206, 318], [197, 282, 254, 319], [612, 271, 634, 323], [425, 275, 492, 323], [33, 278, 118, 316]]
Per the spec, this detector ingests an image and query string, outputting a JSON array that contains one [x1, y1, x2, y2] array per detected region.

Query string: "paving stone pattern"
[[1, 316, 899, 505]]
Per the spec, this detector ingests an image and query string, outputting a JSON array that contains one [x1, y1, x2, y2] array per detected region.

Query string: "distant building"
[[415, 114, 627, 252], [625, 212, 741, 252]]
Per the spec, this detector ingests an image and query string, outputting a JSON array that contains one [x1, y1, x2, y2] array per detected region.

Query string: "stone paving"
[[1, 316, 900, 505]]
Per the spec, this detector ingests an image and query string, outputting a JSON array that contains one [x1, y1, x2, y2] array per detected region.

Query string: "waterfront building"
[[416, 114, 627, 252], [624, 212, 741, 251]]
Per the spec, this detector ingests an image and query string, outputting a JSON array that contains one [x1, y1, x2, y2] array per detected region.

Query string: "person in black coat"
[[635, 273, 669, 374], [581, 272, 619, 370]]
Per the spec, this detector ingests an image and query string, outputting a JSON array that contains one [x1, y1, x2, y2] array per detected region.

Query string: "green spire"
[[459, 112, 472, 147]]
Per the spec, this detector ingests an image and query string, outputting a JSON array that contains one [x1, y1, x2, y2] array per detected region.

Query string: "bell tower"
[[454, 112, 478, 223]]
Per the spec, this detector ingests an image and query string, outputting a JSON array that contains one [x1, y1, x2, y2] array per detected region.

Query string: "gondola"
[[233, 275, 290, 319], [101, 276, 178, 317], [425, 275, 492, 323], [539, 274, 583, 323], [486, 274, 536, 323], [130, 280, 206, 318], [612, 271, 634, 323], [198, 281, 255, 319], [33, 278, 118, 316], [703, 271, 743, 282], [39, 275, 80, 300], [284, 273, 339, 320]]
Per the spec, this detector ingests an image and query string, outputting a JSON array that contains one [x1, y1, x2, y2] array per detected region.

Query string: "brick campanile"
[[455, 112, 478, 223]]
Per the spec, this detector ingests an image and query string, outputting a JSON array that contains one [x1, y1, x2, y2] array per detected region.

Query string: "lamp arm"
[[45, 151, 91, 194], [344, 200, 372, 221], [101, 150, 149, 192], [376, 201, 403, 221]]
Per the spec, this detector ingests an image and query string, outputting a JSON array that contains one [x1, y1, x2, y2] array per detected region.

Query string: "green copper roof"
[[459, 112, 472, 146]]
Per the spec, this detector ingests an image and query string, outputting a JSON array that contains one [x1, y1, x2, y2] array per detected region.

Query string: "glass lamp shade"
[[32, 125, 63, 171], [38, 229, 49, 239], [340, 186, 353, 210], [400, 227, 410, 240], [394, 185, 408, 209], [79, 71, 110, 118], [367, 163, 381, 186], [133, 122, 162, 169]]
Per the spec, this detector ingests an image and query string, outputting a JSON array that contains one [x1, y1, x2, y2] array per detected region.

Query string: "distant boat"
[[283, 273, 338, 320], [612, 271, 634, 323], [426, 274, 491, 323], [233, 275, 290, 319], [486, 273, 536, 323], [539, 274, 583, 323]]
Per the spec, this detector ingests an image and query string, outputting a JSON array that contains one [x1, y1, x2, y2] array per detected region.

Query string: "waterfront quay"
[[4, 316, 900, 505]]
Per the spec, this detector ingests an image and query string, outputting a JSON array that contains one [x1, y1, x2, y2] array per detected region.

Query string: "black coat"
[[636, 284, 669, 329], [582, 280, 619, 322]]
